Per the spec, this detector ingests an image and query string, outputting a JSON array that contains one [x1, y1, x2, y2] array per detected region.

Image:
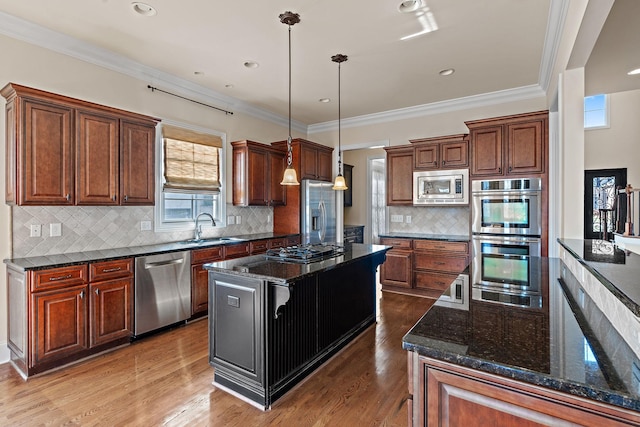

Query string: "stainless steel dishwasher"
[[134, 251, 191, 336]]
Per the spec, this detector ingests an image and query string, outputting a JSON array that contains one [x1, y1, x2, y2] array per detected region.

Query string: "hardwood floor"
[[0, 291, 434, 426]]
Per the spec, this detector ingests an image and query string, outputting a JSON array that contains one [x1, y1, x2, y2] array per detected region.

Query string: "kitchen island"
[[204, 243, 389, 409], [403, 254, 640, 425]]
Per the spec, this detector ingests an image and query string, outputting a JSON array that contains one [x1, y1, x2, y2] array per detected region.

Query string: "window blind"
[[162, 125, 222, 193]]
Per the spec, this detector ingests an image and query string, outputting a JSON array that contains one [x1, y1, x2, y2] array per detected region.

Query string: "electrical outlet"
[[227, 215, 235, 225], [267, 215, 271, 223], [236, 215, 242, 225], [140, 220, 152, 231], [50, 223, 62, 237], [405, 215, 412, 224], [30, 224, 41, 237], [391, 215, 403, 223]]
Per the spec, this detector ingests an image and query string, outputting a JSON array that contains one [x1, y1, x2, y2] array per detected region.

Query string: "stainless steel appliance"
[[471, 177, 543, 308], [434, 274, 469, 310], [301, 180, 337, 244], [265, 243, 344, 263], [134, 251, 191, 336], [413, 168, 469, 205], [471, 177, 542, 236]]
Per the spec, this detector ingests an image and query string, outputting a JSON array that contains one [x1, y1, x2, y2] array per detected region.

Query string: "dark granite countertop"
[[3, 232, 298, 271], [558, 238, 640, 316], [378, 232, 469, 241], [403, 257, 640, 412], [204, 243, 390, 284]]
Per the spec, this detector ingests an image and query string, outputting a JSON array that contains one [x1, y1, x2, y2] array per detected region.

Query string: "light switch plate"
[[391, 215, 403, 223], [405, 216, 412, 224], [50, 223, 62, 237], [236, 215, 242, 224], [140, 220, 152, 231], [227, 215, 235, 225]]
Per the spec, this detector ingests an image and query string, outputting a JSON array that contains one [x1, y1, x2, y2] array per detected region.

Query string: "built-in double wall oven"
[[471, 178, 543, 308]]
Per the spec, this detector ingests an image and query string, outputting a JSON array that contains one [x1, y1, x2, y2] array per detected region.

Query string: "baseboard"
[[0, 341, 10, 364]]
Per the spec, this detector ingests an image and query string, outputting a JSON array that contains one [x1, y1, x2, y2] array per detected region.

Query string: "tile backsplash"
[[12, 204, 273, 258], [387, 206, 470, 236]]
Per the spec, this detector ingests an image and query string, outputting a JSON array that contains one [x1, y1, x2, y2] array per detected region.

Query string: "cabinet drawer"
[[89, 258, 133, 282], [414, 253, 468, 273], [413, 240, 468, 254], [31, 265, 88, 292], [250, 240, 269, 254], [380, 238, 412, 249], [223, 242, 251, 259], [192, 246, 224, 263], [286, 235, 301, 246], [268, 238, 287, 249], [414, 271, 458, 291]]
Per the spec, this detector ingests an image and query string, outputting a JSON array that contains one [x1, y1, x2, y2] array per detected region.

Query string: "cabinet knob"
[[65, 194, 71, 201], [442, 160, 446, 166], [95, 288, 99, 295], [509, 166, 512, 173], [123, 195, 128, 202], [80, 290, 85, 299], [112, 195, 117, 201], [498, 167, 502, 174], [433, 161, 437, 166]]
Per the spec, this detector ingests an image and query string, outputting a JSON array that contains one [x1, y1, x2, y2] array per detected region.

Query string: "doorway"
[[368, 156, 386, 244], [584, 168, 627, 239]]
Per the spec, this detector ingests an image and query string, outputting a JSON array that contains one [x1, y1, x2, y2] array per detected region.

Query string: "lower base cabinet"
[[408, 354, 640, 426]]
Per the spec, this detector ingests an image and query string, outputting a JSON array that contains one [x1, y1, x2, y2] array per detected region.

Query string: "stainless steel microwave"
[[413, 168, 469, 205]]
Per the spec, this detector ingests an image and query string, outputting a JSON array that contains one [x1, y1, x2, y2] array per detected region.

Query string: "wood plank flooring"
[[0, 291, 434, 426]]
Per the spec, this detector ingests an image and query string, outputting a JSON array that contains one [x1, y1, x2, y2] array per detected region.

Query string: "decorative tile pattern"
[[12, 204, 273, 258], [388, 206, 469, 236]]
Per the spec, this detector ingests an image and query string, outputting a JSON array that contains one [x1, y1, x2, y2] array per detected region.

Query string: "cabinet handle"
[[435, 281, 446, 286], [434, 261, 446, 265], [442, 160, 445, 166], [112, 195, 117, 201], [509, 166, 512, 173], [433, 161, 437, 166], [49, 274, 72, 282], [123, 195, 128, 202], [498, 167, 502, 174], [80, 290, 84, 299], [101, 267, 122, 273], [95, 288, 99, 295], [65, 194, 71, 201]]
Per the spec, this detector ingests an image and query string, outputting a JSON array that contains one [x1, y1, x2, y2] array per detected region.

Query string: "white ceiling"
[[0, 0, 633, 127]]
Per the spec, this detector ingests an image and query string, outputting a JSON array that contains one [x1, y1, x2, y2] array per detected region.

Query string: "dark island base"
[[208, 251, 386, 409]]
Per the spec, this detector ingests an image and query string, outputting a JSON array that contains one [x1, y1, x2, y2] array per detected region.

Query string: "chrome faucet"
[[195, 212, 216, 240]]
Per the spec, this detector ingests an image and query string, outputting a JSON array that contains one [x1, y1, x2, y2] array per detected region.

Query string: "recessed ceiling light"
[[628, 68, 640, 75], [194, 71, 204, 76], [244, 61, 259, 69], [398, 0, 422, 13], [131, 2, 157, 16], [319, 98, 331, 103], [439, 68, 455, 76]]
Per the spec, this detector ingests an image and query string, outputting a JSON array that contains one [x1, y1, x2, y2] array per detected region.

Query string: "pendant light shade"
[[332, 54, 348, 191], [279, 11, 300, 186]]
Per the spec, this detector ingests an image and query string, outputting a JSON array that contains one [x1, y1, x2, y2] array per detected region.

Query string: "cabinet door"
[[76, 110, 119, 205], [316, 148, 333, 182], [89, 278, 132, 347], [21, 99, 74, 205], [299, 145, 318, 180], [32, 285, 88, 366], [191, 263, 209, 316], [120, 120, 155, 205], [470, 125, 503, 176], [380, 249, 413, 288], [247, 148, 269, 205], [386, 149, 414, 205], [415, 144, 439, 169], [441, 141, 469, 168], [268, 151, 287, 205], [507, 119, 544, 175]]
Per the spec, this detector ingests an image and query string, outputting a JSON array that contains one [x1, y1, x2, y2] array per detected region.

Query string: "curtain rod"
[[147, 85, 233, 116]]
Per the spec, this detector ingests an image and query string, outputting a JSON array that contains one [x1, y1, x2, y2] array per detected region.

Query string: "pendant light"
[[332, 54, 348, 191], [279, 11, 301, 186]]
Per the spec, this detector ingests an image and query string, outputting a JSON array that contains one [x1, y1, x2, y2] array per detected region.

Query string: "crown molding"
[[308, 84, 545, 134], [539, 0, 570, 92], [0, 11, 307, 135]]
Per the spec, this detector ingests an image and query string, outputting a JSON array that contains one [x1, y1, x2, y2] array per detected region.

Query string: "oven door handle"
[[472, 235, 540, 243]]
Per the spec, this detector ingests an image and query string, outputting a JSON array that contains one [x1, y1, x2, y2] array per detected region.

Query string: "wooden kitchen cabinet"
[[466, 111, 547, 178], [1, 83, 159, 206], [411, 134, 469, 170], [380, 237, 413, 289], [271, 138, 333, 182], [232, 140, 287, 206], [191, 246, 224, 317], [384, 147, 414, 206]]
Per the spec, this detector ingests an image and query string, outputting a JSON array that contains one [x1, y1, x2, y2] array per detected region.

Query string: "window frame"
[[154, 120, 227, 232], [584, 94, 610, 130]]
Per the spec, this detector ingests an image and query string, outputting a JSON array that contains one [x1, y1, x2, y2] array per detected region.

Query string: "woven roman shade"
[[162, 125, 222, 193]]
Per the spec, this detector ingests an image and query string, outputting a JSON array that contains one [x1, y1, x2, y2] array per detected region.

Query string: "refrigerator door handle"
[[319, 200, 326, 242]]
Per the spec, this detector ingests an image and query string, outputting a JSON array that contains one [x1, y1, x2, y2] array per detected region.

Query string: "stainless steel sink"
[[179, 237, 246, 245]]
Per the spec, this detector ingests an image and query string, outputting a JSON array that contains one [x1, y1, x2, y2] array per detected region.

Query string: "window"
[[155, 122, 226, 231], [584, 94, 609, 129]]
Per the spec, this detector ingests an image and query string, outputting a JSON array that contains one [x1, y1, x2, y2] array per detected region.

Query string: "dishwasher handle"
[[144, 258, 185, 269]]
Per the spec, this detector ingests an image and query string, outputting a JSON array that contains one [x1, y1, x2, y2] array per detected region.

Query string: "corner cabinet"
[[466, 111, 547, 178], [1, 83, 159, 206], [384, 147, 414, 206], [231, 140, 287, 207]]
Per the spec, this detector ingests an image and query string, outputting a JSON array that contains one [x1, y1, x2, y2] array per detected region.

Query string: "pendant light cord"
[[287, 24, 293, 166], [338, 60, 342, 175]]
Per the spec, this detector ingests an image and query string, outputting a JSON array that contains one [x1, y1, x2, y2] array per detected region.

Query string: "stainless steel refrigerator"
[[301, 179, 337, 244]]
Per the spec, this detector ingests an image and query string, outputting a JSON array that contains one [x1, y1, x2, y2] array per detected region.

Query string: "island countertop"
[[204, 243, 389, 284], [403, 257, 640, 412]]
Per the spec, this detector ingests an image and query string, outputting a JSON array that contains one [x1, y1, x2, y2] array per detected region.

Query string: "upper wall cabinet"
[[231, 140, 287, 207], [466, 111, 548, 178], [384, 146, 414, 206], [411, 134, 469, 170], [271, 138, 333, 182], [1, 83, 159, 206]]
